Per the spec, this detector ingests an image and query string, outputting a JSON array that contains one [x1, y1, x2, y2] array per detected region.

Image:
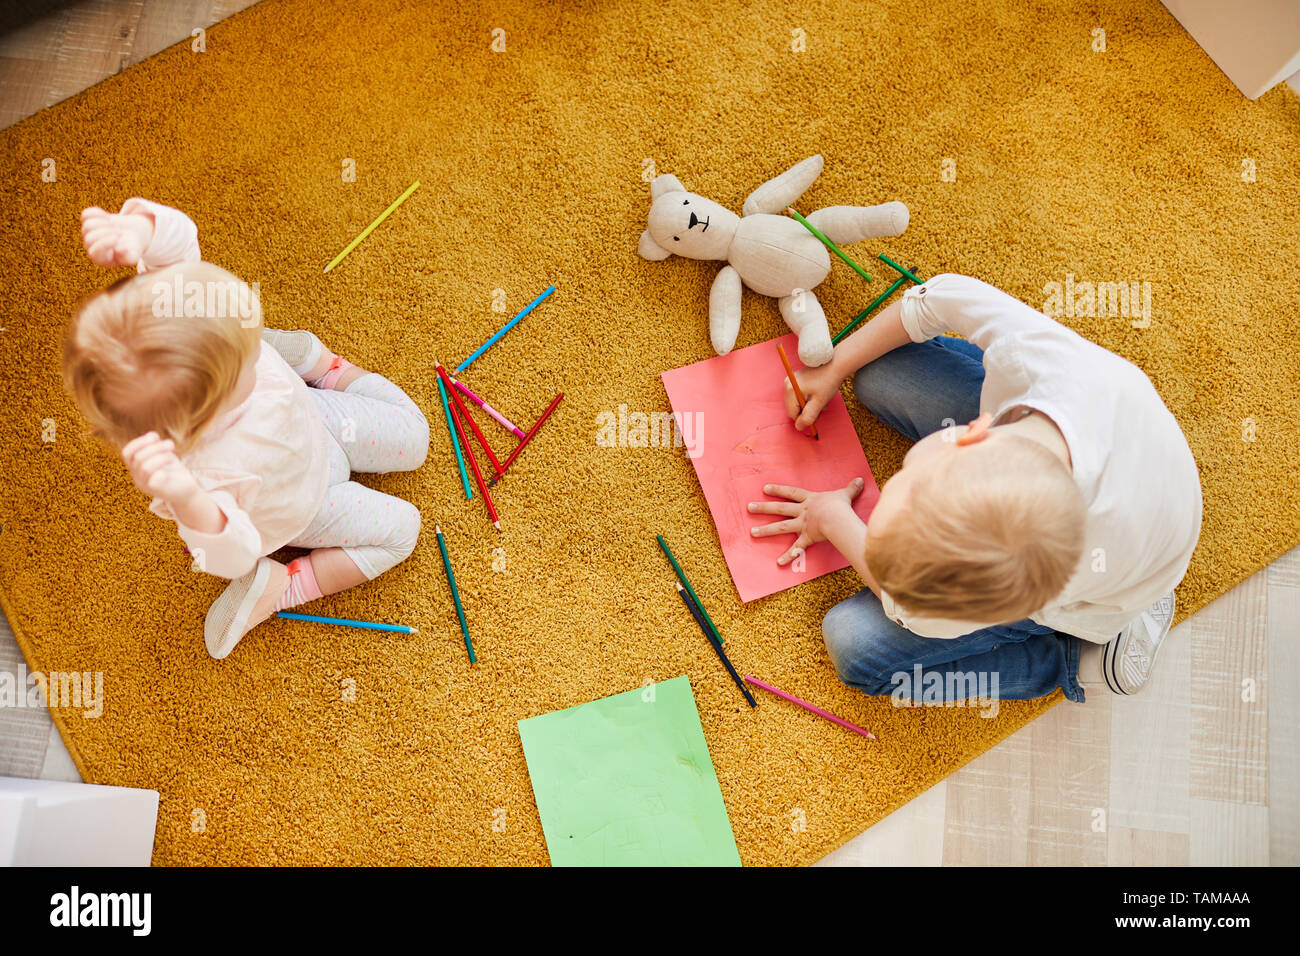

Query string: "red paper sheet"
[[661, 333, 880, 602]]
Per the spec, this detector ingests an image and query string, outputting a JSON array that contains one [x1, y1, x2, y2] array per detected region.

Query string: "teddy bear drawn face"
[[643, 186, 740, 262]]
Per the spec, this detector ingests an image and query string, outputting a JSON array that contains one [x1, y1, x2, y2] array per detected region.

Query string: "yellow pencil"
[[323, 180, 420, 273]]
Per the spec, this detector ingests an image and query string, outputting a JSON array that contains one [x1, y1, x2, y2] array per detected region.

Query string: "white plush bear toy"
[[637, 154, 909, 367]]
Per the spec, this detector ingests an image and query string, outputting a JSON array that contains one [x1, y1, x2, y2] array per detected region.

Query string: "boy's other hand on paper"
[[748, 477, 866, 565], [784, 360, 841, 432], [81, 205, 155, 268], [122, 431, 200, 504]]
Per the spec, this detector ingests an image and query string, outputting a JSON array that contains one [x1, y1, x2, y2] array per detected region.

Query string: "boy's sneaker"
[[1102, 592, 1176, 695]]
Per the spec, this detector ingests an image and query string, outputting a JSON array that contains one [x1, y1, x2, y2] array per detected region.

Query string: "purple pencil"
[[744, 675, 878, 740], [451, 378, 526, 439]]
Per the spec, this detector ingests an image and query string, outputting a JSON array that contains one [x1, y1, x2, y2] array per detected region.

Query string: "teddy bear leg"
[[806, 202, 910, 243], [709, 266, 744, 355], [779, 291, 834, 367]]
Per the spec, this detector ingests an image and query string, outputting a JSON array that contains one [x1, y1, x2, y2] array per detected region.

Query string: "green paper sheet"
[[517, 675, 741, 867]]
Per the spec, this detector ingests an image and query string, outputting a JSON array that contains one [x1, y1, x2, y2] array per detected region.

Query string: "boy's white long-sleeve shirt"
[[122, 197, 332, 579], [878, 273, 1203, 644]]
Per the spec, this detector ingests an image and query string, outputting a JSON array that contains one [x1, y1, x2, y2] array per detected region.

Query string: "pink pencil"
[[452, 378, 526, 439], [744, 675, 878, 740]]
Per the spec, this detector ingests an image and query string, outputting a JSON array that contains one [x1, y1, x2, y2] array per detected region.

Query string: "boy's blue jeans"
[[823, 335, 1086, 704]]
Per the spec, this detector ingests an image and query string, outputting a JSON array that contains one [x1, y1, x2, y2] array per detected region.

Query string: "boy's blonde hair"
[[867, 435, 1086, 623], [62, 262, 263, 454]]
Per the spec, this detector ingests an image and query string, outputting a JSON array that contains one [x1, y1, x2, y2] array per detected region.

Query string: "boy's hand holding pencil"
[[781, 357, 842, 434]]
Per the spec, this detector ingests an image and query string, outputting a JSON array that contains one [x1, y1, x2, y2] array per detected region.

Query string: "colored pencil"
[[776, 342, 819, 440], [276, 611, 417, 634], [454, 285, 556, 375], [744, 675, 877, 740], [877, 253, 924, 286], [832, 266, 919, 345], [323, 180, 420, 273], [439, 363, 504, 473], [655, 534, 724, 646], [437, 365, 501, 530], [487, 392, 563, 486], [677, 583, 756, 707], [436, 375, 474, 499], [435, 524, 475, 663], [453, 378, 526, 439], [785, 206, 873, 283]]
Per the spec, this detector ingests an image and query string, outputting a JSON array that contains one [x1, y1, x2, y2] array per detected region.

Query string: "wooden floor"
[[1, 0, 1296, 866]]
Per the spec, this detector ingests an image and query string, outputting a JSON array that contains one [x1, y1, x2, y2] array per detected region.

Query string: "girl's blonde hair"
[[62, 261, 263, 454], [867, 435, 1086, 623]]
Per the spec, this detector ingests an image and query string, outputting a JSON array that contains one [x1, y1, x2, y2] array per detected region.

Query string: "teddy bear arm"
[[740, 154, 825, 217], [805, 202, 910, 243]]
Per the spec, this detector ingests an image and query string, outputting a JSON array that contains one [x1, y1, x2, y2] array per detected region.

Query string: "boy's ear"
[[955, 412, 994, 446], [650, 173, 685, 199], [638, 229, 672, 261]]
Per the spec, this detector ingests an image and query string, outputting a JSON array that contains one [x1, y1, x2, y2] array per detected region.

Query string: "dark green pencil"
[[656, 535, 724, 646], [435, 524, 475, 663], [877, 253, 924, 286], [677, 583, 756, 707], [832, 265, 920, 345]]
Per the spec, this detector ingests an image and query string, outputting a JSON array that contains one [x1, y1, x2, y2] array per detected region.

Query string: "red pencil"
[[488, 393, 563, 486], [437, 363, 504, 473], [436, 364, 501, 530]]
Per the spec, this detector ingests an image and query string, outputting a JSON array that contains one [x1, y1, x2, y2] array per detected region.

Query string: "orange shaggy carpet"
[[0, 0, 1296, 864]]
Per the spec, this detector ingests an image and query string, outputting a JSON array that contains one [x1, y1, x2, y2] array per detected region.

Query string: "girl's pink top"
[[125, 197, 331, 579]]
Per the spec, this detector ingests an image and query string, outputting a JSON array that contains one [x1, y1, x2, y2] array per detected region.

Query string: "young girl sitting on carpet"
[[63, 197, 429, 659], [751, 273, 1202, 704]]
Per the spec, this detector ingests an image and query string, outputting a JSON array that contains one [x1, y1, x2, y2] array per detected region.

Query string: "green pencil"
[[786, 206, 873, 283], [656, 535, 724, 646], [436, 375, 473, 499], [832, 267, 919, 345], [435, 524, 475, 663], [877, 253, 924, 287], [324, 180, 420, 273]]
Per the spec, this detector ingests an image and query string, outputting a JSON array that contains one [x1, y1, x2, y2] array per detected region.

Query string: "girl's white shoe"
[[203, 557, 286, 660]]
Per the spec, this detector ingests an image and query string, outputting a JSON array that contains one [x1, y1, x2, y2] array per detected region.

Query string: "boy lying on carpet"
[[750, 273, 1202, 703], [63, 198, 429, 659]]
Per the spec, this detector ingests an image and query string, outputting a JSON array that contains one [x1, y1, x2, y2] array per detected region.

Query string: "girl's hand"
[[121, 432, 200, 504], [783, 359, 843, 433], [80, 206, 155, 268], [747, 477, 867, 565]]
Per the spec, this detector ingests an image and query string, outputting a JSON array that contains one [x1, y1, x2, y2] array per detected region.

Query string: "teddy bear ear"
[[650, 173, 685, 200], [638, 229, 672, 261]]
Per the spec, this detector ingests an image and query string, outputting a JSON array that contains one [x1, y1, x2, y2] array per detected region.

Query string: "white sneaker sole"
[[204, 558, 272, 660], [1104, 593, 1176, 695]]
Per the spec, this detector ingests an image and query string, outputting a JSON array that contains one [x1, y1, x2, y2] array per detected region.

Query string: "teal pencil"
[[436, 375, 473, 499], [435, 524, 475, 663]]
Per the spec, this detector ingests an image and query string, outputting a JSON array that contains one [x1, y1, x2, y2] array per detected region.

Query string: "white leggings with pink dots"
[[287, 374, 429, 579]]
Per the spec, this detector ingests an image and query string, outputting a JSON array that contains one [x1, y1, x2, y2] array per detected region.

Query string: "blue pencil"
[[454, 285, 555, 375], [276, 611, 417, 634]]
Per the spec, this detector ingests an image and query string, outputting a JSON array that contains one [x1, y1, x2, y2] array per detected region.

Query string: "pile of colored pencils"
[[432, 285, 564, 531]]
